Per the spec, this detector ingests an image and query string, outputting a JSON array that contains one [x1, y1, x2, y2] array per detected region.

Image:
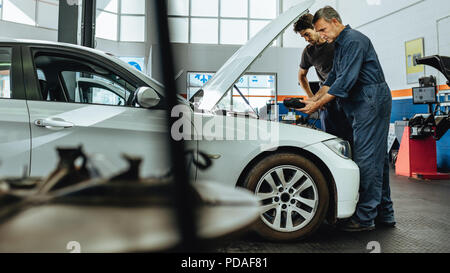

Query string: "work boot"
[[375, 219, 396, 228], [338, 218, 375, 232]]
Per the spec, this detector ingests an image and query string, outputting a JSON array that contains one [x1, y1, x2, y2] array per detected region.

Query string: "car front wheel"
[[244, 153, 329, 241]]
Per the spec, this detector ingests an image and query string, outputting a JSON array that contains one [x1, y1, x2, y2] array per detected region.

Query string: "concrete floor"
[[214, 169, 450, 253]]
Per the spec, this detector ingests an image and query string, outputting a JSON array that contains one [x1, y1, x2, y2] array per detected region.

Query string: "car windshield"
[[214, 86, 257, 115]]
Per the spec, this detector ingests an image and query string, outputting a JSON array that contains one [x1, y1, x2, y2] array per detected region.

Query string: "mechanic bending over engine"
[[299, 6, 395, 231], [294, 13, 352, 143]]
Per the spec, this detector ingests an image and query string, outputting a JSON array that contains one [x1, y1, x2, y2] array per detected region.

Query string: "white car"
[[0, 0, 359, 241]]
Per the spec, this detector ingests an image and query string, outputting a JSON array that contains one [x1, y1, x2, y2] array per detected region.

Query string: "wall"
[[346, 0, 450, 89]]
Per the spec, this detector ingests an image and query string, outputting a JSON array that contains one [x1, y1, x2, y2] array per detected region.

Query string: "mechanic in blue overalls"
[[299, 6, 395, 231], [294, 13, 353, 144]]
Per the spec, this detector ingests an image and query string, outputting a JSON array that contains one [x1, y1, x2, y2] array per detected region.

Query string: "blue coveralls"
[[323, 25, 395, 227], [320, 100, 353, 144]]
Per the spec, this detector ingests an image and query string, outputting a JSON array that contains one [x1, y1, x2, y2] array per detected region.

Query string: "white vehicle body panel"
[[195, 114, 359, 218], [0, 100, 31, 176], [27, 101, 171, 178], [303, 143, 360, 218], [196, 114, 333, 186]]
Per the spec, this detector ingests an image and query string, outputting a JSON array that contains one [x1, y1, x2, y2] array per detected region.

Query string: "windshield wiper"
[[233, 84, 259, 119]]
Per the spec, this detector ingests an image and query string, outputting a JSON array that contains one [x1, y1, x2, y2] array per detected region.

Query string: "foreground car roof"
[[0, 38, 165, 95], [198, 0, 314, 111]]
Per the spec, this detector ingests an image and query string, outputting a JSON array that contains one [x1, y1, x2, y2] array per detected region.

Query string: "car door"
[[0, 44, 31, 177], [21, 45, 171, 178]]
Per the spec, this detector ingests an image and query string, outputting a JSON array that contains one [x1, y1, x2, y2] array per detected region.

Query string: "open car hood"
[[198, 0, 314, 111]]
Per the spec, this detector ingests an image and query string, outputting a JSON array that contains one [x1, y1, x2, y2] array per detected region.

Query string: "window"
[[282, 0, 307, 48], [221, 0, 247, 18], [167, 0, 189, 16], [191, 0, 218, 17], [61, 72, 128, 106], [1, 0, 59, 30], [120, 0, 145, 14], [168, 0, 278, 45], [120, 0, 145, 42], [249, 0, 277, 19], [249, 20, 270, 39], [96, 2, 118, 41], [168, 17, 189, 43], [187, 72, 276, 112], [3, 0, 36, 26], [120, 15, 145, 42], [220, 19, 248, 45], [191, 18, 218, 44], [34, 53, 135, 107], [37, 0, 58, 29], [0, 48, 12, 99], [97, 0, 118, 13], [96, 0, 145, 42]]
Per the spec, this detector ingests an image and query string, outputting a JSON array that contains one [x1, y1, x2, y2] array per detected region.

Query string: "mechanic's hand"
[[299, 99, 320, 115]]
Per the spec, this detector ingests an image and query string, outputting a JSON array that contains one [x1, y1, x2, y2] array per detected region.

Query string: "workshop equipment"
[[395, 55, 450, 180]]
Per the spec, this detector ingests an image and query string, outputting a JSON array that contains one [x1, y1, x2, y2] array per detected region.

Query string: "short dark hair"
[[312, 6, 342, 25], [293, 13, 314, 33]]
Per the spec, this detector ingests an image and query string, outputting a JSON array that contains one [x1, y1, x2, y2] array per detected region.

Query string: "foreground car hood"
[[198, 0, 314, 111], [194, 112, 336, 148]]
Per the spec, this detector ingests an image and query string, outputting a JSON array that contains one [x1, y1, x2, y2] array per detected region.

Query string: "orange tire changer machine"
[[395, 55, 450, 180]]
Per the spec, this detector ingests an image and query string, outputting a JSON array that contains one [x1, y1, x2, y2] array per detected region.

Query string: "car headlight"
[[322, 138, 352, 159]]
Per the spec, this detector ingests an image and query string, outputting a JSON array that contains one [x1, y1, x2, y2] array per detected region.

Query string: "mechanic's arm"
[[301, 92, 335, 115], [298, 68, 314, 98], [310, 85, 330, 102], [300, 41, 365, 114]]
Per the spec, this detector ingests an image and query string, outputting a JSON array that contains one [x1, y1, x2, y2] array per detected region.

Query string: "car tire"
[[243, 153, 329, 241]]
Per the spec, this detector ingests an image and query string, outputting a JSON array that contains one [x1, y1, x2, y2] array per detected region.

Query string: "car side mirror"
[[135, 87, 160, 108]]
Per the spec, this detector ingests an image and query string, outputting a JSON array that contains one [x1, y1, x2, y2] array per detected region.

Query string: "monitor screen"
[[412, 86, 437, 104]]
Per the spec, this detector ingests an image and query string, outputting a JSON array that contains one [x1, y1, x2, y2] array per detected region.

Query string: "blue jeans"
[[338, 83, 395, 226]]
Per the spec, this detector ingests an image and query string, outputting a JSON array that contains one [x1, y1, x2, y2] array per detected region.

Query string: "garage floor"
[[214, 169, 450, 253]]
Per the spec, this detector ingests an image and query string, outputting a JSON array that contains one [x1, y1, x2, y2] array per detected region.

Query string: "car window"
[[0, 48, 12, 99], [61, 71, 128, 106], [37, 69, 46, 81], [34, 53, 135, 106]]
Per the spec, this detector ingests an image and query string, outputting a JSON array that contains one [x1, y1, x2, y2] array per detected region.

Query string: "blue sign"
[[195, 74, 212, 84], [128, 61, 142, 72]]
